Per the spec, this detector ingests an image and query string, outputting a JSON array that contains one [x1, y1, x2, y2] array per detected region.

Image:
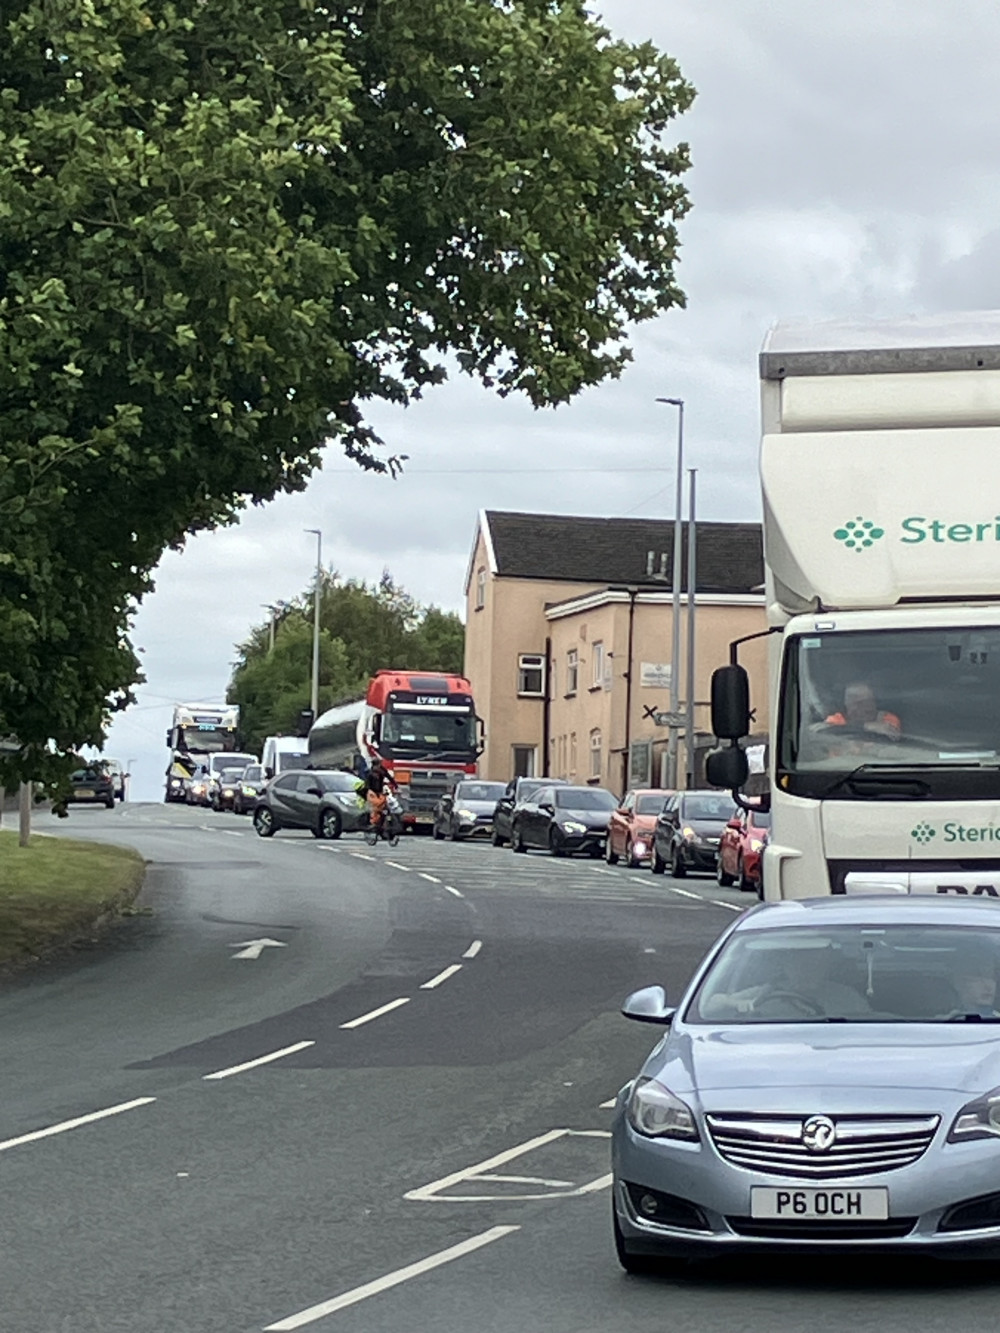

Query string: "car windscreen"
[[242, 766, 263, 782], [313, 772, 361, 793], [681, 794, 737, 821], [219, 770, 245, 783], [687, 923, 1000, 1024], [553, 788, 617, 810], [636, 794, 668, 815], [455, 782, 507, 802]]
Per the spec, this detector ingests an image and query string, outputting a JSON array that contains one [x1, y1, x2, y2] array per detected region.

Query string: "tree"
[[0, 0, 694, 786], [229, 571, 466, 755]]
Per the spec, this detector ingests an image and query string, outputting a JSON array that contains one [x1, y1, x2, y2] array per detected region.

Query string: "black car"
[[252, 770, 367, 840], [511, 784, 618, 857], [67, 765, 116, 809], [233, 764, 266, 815], [491, 776, 569, 847], [651, 790, 738, 877], [433, 780, 508, 841]]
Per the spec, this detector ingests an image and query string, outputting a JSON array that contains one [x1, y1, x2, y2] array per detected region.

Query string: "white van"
[[262, 735, 311, 779]]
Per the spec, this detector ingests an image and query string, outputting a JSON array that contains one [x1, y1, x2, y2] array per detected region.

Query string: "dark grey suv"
[[253, 770, 366, 840], [651, 790, 738, 877], [491, 776, 568, 847]]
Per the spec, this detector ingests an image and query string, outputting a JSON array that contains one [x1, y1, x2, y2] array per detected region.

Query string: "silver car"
[[613, 895, 1000, 1270]]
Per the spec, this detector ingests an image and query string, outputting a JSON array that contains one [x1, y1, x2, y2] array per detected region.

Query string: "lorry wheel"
[[716, 858, 736, 888]]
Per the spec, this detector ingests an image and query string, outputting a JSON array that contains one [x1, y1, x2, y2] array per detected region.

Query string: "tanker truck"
[[709, 310, 1000, 899]]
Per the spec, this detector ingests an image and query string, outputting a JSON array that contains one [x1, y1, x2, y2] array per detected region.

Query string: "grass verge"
[[0, 830, 145, 966]]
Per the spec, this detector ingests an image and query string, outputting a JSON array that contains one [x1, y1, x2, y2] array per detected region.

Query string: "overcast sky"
[[107, 0, 1000, 798]]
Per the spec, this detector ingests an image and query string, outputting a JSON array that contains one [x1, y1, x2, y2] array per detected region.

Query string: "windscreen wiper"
[[818, 765, 932, 799], [947, 1013, 1000, 1023]]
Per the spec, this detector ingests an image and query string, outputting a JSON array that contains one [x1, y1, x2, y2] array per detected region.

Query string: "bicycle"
[[364, 792, 402, 848]]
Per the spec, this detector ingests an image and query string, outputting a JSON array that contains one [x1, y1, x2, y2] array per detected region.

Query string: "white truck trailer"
[[708, 310, 1000, 900]]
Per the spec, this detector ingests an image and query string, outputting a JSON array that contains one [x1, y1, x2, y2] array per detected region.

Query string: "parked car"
[[491, 776, 568, 847], [512, 784, 618, 857], [606, 789, 674, 868], [253, 769, 366, 840], [717, 805, 771, 895], [613, 895, 1000, 1271], [651, 791, 738, 877], [212, 767, 249, 812], [67, 765, 116, 809], [433, 780, 508, 841], [233, 764, 266, 815]]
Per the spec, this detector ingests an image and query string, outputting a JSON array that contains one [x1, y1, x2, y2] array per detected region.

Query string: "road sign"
[[651, 711, 686, 728]]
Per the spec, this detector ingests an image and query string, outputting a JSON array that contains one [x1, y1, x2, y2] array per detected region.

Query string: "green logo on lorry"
[[910, 821, 1000, 846], [833, 517, 885, 552], [911, 822, 936, 845]]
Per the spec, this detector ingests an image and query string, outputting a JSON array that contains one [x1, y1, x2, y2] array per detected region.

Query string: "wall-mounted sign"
[[640, 662, 672, 689]]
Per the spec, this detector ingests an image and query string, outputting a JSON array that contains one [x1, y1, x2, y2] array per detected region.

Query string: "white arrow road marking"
[[204, 1041, 315, 1081], [230, 938, 287, 960], [264, 1225, 520, 1330]]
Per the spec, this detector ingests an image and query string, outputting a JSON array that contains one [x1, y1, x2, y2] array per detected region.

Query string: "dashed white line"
[[219, 829, 245, 837], [444, 885, 464, 899], [711, 899, 744, 912], [385, 861, 410, 871], [203, 1041, 315, 1081], [0, 1097, 157, 1153], [463, 939, 483, 959], [340, 997, 410, 1029], [664, 883, 703, 900], [263, 1226, 520, 1330], [421, 964, 463, 990], [419, 872, 442, 883], [350, 852, 375, 861]]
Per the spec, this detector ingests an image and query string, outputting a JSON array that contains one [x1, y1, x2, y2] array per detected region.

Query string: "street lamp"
[[304, 529, 322, 721], [685, 468, 698, 788], [260, 603, 279, 653], [655, 396, 684, 788]]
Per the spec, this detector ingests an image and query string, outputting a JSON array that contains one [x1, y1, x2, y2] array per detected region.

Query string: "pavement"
[[2, 803, 998, 1332]]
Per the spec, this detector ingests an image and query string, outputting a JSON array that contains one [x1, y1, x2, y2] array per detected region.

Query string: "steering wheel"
[[752, 989, 826, 1017]]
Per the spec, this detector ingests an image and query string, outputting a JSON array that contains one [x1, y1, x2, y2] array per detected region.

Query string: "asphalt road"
[[3, 804, 1000, 1332]]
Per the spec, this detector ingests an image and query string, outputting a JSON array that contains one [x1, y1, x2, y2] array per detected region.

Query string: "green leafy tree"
[[229, 571, 466, 754], [0, 0, 694, 786]]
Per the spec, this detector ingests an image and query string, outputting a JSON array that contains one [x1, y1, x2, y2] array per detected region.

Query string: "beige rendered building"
[[464, 510, 769, 793]]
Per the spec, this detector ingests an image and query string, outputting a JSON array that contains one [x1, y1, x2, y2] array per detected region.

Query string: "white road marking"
[[264, 1226, 520, 1330], [664, 884, 703, 900], [230, 938, 287, 960], [420, 964, 462, 990], [419, 872, 442, 883], [203, 1041, 315, 1081], [474, 1173, 573, 1187], [576, 1172, 614, 1194], [462, 939, 482, 959], [350, 852, 374, 861], [599, 1099, 616, 1109], [405, 1128, 612, 1203], [220, 829, 245, 837], [444, 885, 464, 899], [384, 861, 410, 871], [711, 899, 744, 912], [0, 1097, 157, 1153], [340, 997, 410, 1029]]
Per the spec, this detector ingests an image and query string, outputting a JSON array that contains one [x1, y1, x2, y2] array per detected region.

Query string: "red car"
[[605, 788, 674, 868], [716, 806, 771, 894]]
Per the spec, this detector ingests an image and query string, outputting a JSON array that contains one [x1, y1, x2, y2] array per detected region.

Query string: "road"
[[2, 803, 999, 1332]]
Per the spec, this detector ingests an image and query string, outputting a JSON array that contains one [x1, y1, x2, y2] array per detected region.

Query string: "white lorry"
[[709, 310, 1000, 900], [261, 734, 310, 780]]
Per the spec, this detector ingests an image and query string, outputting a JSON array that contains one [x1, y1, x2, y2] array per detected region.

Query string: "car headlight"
[[222, 788, 234, 796], [633, 840, 647, 856], [626, 1077, 698, 1141], [457, 809, 476, 821], [562, 820, 587, 834], [170, 779, 181, 787], [335, 793, 358, 806], [949, 1087, 1000, 1142], [241, 784, 254, 794], [682, 826, 700, 842]]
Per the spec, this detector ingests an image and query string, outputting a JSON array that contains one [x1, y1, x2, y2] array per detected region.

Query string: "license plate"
[[76, 789, 94, 798], [751, 1186, 888, 1220]]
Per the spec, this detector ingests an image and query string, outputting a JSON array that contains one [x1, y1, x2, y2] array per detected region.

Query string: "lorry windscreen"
[[779, 626, 1000, 798], [381, 711, 475, 752]]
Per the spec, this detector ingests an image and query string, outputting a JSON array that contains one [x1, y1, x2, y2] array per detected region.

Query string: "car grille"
[[727, 1217, 917, 1240], [706, 1114, 939, 1179]]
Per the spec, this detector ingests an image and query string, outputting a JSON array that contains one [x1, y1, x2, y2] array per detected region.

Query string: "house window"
[[566, 649, 578, 696], [512, 745, 537, 778], [475, 567, 486, 610], [517, 653, 546, 697], [590, 729, 602, 778], [592, 641, 605, 688], [569, 732, 577, 775]]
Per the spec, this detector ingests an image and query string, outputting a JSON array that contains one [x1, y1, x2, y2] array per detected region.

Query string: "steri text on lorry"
[[707, 310, 1000, 900], [307, 671, 484, 827], [165, 702, 240, 803]]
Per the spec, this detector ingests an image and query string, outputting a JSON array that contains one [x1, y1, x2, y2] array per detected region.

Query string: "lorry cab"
[[709, 311, 1000, 901]]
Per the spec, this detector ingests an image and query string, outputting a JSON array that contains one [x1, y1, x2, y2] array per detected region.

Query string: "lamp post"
[[685, 468, 698, 788], [260, 603, 278, 653], [304, 529, 322, 721], [655, 396, 684, 788]]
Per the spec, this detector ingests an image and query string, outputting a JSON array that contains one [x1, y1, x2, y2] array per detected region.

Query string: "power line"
[[325, 465, 670, 475]]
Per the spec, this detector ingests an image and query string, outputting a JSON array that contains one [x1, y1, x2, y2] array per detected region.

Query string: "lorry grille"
[[404, 771, 456, 815], [706, 1114, 939, 1179]]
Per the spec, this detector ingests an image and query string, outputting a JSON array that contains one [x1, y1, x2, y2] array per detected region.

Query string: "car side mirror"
[[621, 986, 675, 1026], [541, 803, 554, 814], [706, 745, 749, 790], [307, 786, 324, 797]]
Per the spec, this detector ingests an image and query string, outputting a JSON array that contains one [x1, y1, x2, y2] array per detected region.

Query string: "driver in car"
[[700, 945, 870, 1019], [824, 682, 901, 739]]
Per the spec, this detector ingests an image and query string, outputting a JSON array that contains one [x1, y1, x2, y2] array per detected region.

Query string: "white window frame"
[[566, 648, 578, 696], [517, 653, 546, 698], [590, 729, 602, 778], [592, 642, 605, 689], [475, 567, 486, 610], [569, 732, 577, 775]]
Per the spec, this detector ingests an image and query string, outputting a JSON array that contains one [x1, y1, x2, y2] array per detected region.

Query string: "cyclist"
[[361, 757, 398, 837]]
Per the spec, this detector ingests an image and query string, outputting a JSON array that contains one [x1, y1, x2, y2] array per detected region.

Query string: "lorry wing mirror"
[[711, 665, 751, 740], [706, 745, 749, 791]]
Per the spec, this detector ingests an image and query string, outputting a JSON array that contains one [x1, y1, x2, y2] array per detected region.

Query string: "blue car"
[[613, 894, 1000, 1270]]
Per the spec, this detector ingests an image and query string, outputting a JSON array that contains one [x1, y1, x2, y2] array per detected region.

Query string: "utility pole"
[[656, 396, 684, 788], [18, 780, 31, 847], [685, 468, 698, 789], [261, 604, 278, 653], [304, 529, 322, 721]]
